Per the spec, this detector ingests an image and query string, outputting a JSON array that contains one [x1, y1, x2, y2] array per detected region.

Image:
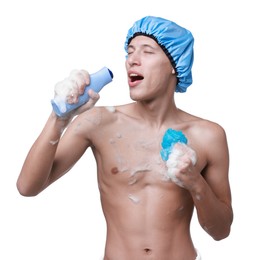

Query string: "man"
[[17, 16, 233, 259]]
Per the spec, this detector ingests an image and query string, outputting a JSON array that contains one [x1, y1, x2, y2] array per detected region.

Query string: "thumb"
[[73, 89, 100, 115], [86, 89, 100, 107]]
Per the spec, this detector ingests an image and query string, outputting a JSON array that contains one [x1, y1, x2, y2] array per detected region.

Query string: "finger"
[[73, 89, 100, 116], [177, 157, 193, 174], [78, 70, 90, 94], [87, 89, 100, 105], [174, 143, 197, 166], [69, 69, 90, 95], [54, 78, 79, 105], [79, 69, 90, 85], [66, 82, 79, 104]]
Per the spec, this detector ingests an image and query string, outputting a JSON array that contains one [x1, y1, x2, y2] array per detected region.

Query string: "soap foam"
[[53, 77, 75, 113], [53, 70, 87, 113], [105, 106, 116, 113], [165, 143, 197, 187], [128, 194, 140, 204]]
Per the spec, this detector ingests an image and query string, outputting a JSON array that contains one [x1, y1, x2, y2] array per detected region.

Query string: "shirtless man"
[[17, 16, 233, 260]]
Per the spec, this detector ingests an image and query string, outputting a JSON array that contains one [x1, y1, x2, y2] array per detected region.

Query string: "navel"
[[144, 248, 152, 255]]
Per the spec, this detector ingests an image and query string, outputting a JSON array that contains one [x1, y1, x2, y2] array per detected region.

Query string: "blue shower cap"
[[125, 16, 194, 93]]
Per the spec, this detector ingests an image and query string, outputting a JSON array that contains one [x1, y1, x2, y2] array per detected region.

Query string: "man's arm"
[[175, 122, 233, 240], [17, 70, 99, 196], [17, 112, 73, 196]]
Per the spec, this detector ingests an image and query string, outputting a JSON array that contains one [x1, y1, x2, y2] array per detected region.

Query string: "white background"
[[1, 0, 273, 259]]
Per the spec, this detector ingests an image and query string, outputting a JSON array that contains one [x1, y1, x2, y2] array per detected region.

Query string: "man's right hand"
[[53, 69, 100, 118]]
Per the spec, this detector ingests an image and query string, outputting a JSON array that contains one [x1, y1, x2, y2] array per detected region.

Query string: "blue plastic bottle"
[[51, 67, 113, 117]]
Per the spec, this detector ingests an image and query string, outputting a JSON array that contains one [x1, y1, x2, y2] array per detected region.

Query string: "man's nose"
[[127, 52, 141, 66]]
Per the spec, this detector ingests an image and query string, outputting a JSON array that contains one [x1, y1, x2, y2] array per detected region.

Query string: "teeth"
[[130, 73, 138, 77]]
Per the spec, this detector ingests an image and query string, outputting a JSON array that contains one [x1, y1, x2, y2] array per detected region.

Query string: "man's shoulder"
[[179, 111, 226, 143], [80, 103, 135, 125], [180, 110, 223, 129]]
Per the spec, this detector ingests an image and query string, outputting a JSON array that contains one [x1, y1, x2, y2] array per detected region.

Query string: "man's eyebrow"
[[128, 43, 157, 50]]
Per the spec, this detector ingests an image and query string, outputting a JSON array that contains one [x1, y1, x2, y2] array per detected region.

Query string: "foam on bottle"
[[51, 67, 113, 117]]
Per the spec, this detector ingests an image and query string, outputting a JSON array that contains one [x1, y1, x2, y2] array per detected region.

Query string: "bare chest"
[[92, 123, 206, 187], [93, 129, 167, 185]]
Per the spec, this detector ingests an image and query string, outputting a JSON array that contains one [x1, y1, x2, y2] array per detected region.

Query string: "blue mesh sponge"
[[124, 16, 194, 93], [160, 128, 188, 161]]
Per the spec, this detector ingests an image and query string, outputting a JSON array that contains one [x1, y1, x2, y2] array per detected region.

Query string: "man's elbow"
[[212, 208, 234, 241], [16, 181, 40, 197], [204, 216, 233, 241], [212, 226, 231, 241]]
